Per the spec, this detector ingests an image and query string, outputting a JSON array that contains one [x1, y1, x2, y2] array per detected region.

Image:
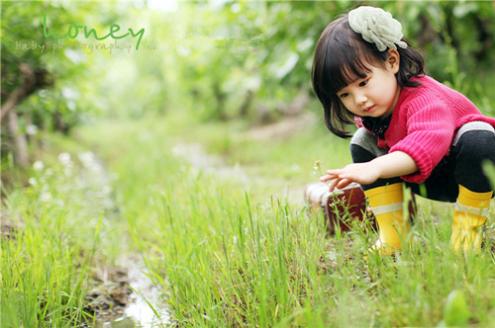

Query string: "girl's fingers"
[[326, 169, 342, 175], [328, 178, 340, 192], [336, 178, 352, 189], [320, 173, 338, 182], [321, 168, 353, 191]]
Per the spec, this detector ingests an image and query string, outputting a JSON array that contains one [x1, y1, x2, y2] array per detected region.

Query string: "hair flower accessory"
[[348, 6, 408, 52]]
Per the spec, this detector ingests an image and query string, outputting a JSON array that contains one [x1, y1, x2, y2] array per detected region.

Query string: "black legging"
[[350, 125, 495, 202]]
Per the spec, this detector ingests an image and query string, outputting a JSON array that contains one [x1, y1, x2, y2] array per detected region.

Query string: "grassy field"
[[1, 134, 126, 327], [2, 112, 495, 327]]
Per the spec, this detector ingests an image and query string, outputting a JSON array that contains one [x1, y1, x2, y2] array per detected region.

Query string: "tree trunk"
[[7, 110, 29, 168], [473, 15, 492, 62], [238, 90, 254, 118], [213, 83, 227, 121], [0, 63, 52, 168]]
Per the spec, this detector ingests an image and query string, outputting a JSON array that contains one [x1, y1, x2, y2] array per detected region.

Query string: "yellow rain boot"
[[451, 185, 493, 253], [365, 183, 410, 256]]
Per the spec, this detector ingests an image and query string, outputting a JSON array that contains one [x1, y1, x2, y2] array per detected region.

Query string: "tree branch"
[[0, 64, 36, 122], [0, 63, 51, 122]]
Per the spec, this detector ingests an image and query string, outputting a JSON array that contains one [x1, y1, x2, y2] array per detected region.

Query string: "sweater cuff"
[[389, 144, 433, 184]]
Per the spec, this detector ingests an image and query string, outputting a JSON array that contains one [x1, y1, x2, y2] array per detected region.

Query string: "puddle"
[[93, 255, 171, 328], [119, 256, 170, 327]]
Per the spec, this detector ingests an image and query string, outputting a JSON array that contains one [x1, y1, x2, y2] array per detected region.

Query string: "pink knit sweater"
[[359, 75, 495, 184]]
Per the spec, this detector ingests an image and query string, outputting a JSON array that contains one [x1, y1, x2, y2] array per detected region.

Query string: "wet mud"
[[89, 256, 171, 327], [77, 152, 171, 327]]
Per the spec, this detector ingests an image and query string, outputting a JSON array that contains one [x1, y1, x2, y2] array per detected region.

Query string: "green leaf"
[[482, 161, 495, 188], [442, 290, 470, 327]]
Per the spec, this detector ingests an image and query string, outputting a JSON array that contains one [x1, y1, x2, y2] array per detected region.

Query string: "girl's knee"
[[454, 126, 495, 192], [455, 129, 495, 162]]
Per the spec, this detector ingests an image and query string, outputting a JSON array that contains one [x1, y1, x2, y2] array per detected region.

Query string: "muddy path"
[[69, 151, 172, 327], [171, 113, 319, 207], [91, 136, 308, 326], [88, 255, 171, 327], [74, 127, 309, 326], [171, 142, 308, 207]]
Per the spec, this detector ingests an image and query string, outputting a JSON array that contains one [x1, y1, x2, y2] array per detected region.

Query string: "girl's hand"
[[320, 162, 381, 191]]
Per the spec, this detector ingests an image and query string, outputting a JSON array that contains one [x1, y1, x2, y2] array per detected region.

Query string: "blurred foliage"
[[1, 1, 107, 169], [160, 0, 495, 121], [3, 1, 96, 129], [0, 0, 150, 171], [1, 0, 495, 171]]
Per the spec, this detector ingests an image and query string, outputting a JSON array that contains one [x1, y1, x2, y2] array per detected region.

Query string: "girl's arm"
[[320, 151, 417, 191], [371, 151, 418, 178]]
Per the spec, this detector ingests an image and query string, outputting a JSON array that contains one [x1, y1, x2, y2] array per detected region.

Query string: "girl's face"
[[336, 49, 400, 118]]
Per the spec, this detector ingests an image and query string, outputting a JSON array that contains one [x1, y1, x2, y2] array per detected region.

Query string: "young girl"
[[312, 6, 495, 255]]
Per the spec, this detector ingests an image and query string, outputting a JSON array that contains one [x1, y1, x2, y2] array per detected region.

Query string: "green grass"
[[1, 133, 122, 327], [2, 110, 494, 326], [76, 113, 495, 327]]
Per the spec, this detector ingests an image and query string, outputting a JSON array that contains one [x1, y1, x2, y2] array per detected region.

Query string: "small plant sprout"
[[313, 160, 323, 177]]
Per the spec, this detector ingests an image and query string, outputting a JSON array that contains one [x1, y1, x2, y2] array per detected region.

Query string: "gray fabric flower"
[[348, 6, 408, 52]]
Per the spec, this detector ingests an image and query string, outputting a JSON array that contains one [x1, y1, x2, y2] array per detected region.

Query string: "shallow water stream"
[[95, 255, 171, 327], [84, 139, 307, 326], [72, 151, 171, 327]]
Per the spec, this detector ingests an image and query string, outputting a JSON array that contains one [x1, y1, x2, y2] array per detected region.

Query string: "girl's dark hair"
[[311, 15, 425, 138]]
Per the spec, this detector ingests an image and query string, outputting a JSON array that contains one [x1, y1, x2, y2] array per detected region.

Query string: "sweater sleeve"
[[389, 99, 456, 183]]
